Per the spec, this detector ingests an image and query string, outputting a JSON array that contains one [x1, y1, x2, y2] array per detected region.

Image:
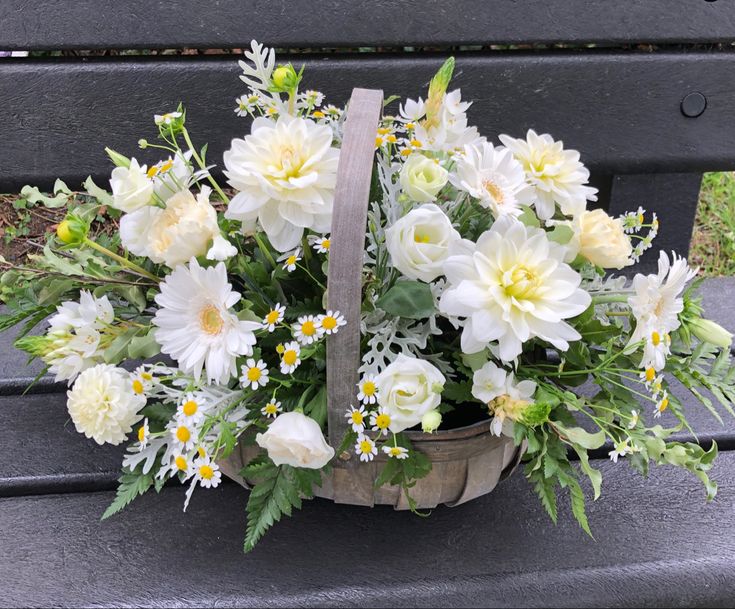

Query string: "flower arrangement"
[[2, 41, 734, 552]]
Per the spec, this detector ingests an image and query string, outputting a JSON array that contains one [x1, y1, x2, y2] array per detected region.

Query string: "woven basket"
[[220, 88, 524, 509]]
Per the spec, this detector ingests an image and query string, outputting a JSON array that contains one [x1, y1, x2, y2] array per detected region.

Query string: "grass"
[[691, 172, 735, 277]]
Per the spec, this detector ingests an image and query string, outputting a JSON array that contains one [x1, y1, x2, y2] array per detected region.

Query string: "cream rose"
[[376, 354, 445, 433], [109, 158, 154, 212], [569, 209, 633, 269], [399, 154, 449, 202], [385, 204, 461, 282], [255, 411, 334, 469]]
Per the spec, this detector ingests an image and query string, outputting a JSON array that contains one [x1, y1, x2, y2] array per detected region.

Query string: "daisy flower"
[[609, 440, 632, 463], [293, 315, 324, 345], [240, 358, 269, 390], [194, 458, 222, 489], [317, 310, 345, 335], [627, 410, 640, 430], [130, 367, 154, 398], [309, 234, 331, 254], [370, 408, 392, 436], [355, 435, 378, 462], [641, 330, 671, 372], [168, 415, 198, 452], [653, 392, 670, 418], [278, 248, 302, 272], [262, 303, 286, 332], [178, 393, 206, 425], [382, 445, 409, 460], [153, 259, 261, 385], [345, 405, 367, 433], [170, 454, 190, 477], [279, 341, 302, 374], [234, 93, 261, 116], [261, 400, 282, 418], [357, 375, 379, 405], [154, 111, 182, 126], [136, 418, 150, 451]]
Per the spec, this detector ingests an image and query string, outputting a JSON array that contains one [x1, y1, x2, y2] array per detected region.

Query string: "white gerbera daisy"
[[439, 216, 591, 361], [262, 303, 286, 332], [317, 310, 345, 335], [279, 341, 302, 374], [223, 115, 340, 252], [293, 314, 324, 345], [357, 375, 379, 405], [240, 358, 269, 390], [451, 141, 533, 217], [628, 251, 698, 349], [345, 405, 367, 433], [382, 445, 409, 460], [278, 248, 302, 272], [355, 435, 378, 462], [261, 400, 282, 418], [153, 258, 261, 384], [499, 129, 597, 220]]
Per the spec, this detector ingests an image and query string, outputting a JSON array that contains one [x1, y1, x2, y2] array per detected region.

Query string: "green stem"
[[254, 233, 277, 269], [591, 294, 630, 305], [83, 239, 160, 282], [181, 127, 231, 204], [297, 264, 327, 291]]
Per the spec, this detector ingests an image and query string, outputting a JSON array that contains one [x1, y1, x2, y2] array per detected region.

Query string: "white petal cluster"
[[399, 154, 448, 202], [153, 258, 261, 384], [223, 115, 339, 252], [566, 209, 633, 269], [255, 411, 334, 469], [471, 361, 537, 436], [109, 158, 154, 212], [67, 364, 145, 445], [439, 216, 591, 361]]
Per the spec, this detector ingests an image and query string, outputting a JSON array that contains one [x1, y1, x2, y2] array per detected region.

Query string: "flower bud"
[[421, 409, 442, 434], [270, 64, 301, 93], [138, 139, 149, 149], [56, 214, 89, 246], [690, 318, 733, 349]]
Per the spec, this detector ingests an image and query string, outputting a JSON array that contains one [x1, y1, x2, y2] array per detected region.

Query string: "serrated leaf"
[[102, 470, 153, 520], [532, 473, 558, 524], [568, 478, 594, 538]]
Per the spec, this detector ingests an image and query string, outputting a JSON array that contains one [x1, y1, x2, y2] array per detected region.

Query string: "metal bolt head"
[[681, 92, 707, 118]]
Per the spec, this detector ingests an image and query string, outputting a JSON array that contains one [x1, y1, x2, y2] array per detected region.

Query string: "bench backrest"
[[2, 0, 733, 271]]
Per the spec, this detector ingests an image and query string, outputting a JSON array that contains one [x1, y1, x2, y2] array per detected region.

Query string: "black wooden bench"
[[2, 2, 735, 606]]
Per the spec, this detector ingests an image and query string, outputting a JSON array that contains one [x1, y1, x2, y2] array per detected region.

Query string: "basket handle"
[[326, 88, 384, 449]]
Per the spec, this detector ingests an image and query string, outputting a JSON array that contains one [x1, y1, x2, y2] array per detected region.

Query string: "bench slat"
[[2, 51, 735, 189], [2, 0, 735, 50], [2, 451, 735, 607]]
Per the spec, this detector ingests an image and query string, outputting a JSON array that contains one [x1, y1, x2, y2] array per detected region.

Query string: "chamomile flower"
[[194, 457, 222, 489], [357, 375, 379, 405], [300, 89, 324, 107], [235, 93, 261, 116], [293, 315, 323, 345], [370, 408, 392, 436], [382, 445, 409, 460], [169, 416, 198, 452], [136, 418, 150, 451], [261, 400, 282, 418], [355, 434, 377, 462], [317, 310, 345, 335], [262, 303, 286, 332], [178, 393, 206, 425], [171, 454, 190, 476], [131, 366, 157, 397], [279, 248, 302, 272], [654, 392, 670, 418], [279, 341, 302, 374], [641, 330, 671, 372], [240, 358, 269, 390], [309, 234, 331, 254], [154, 111, 182, 126], [627, 410, 640, 430], [345, 405, 367, 433], [609, 439, 632, 463]]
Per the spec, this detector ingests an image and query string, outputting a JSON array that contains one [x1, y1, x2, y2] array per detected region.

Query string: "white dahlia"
[[451, 142, 534, 217], [223, 115, 339, 252], [499, 130, 597, 220], [153, 258, 261, 384], [67, 364, 146, 445], [439, 216, 591, 361]]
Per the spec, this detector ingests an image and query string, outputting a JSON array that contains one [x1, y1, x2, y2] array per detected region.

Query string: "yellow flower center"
[[312, 110, 325, 118], [361, 381, 376, 396], [265, 403, 278, 415], [651, 331, 661, 346], [658, 397, 669, 412], [359, 440, 373, 454], [175, 456, 188, 471], [159, 159, 174, 174], [266, 310, 281, 325], [286, 255, 297, 266], [406, 122, 415, 130], [375, 414, 391, 429], [137, 426, 146, 442], [283, 350, 298, 366], [132, 379, 144, 394], [246, 367, 262, 382], [638, 213, 644, 224], [320, 239, 330, 250], [389, 447, 402, 457], [321, 315, 337, 330], [375, 136, 384, 147], [199, 305, 224, 335], [350, 411, 364, 425], [414, 233, 431, 244], [377, 127, 391, 135], [199, 465, 214, 480], [387, 134, 397, 143], [146, 166, 160, 179], [645, 368, 656, 382], [141, 372, 153, 381], [197, 446, 206, 458], [410, 139, 422, 148], [176, 426, 191, 443], [483, 178, 505, 204], [183, 400, 198, 416], [301, 320, 316, 336], [503, 265, 540, 300], [400, 148, 413, 157]]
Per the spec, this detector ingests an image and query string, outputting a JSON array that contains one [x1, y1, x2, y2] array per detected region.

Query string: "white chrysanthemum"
[[628, 251, 697, 349], [439, 216, 591, 361], [153, 258, 261, 384], [223, 115, 340, 252], [499, 130, 597, 220], [66, 364, 145, 445], [120, 186, 235, 267], [451, 142, 533, 217]]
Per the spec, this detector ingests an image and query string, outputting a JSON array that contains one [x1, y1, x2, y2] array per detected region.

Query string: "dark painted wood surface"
[[3, 51, 735, 190], [2, 0, 735, 50]]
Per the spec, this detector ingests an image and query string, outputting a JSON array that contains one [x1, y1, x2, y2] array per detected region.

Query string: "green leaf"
[[547, 224, 574, 245], [102, 470, 153, 520], [128, 330, 160, 360], [552, 421, 606, 450], [83, 176, 114, 206], [303, 385, 328, 427], [20, 185, 71, 209], [102, 327, 142, 363], [442, 381, 473, 403], [574, 447, 602, 500], [375, 458, 403, 488], [105, 147, 131, 168], [376, 280, 435, 320], [532, 472, 558, 524], [517, 205, 541, 228], [568, 477, 594, 538]]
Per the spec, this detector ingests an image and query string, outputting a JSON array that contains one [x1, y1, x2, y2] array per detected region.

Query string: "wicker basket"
[[220, 88, 524, 509]]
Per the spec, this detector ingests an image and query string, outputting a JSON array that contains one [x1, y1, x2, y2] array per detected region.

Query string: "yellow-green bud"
[[421, 409, 442, 434], [272, 66, 291, 88], [56, 214, 88, 247], [270, 64, 301, 93], [690, 318, 733, 349], [138, 139, 149, 149]]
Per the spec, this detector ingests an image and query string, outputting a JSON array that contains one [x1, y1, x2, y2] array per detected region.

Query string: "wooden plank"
[[2, 0, 735, 50], [3, 451, 735, 607], [3, 51, 735, 190]]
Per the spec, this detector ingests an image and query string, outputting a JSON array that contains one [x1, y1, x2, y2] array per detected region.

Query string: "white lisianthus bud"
[[376, 354, 445, 433], [421, 409, 442, 433], [568, 209, 633, 269], [385, 203, 462, 282], [255, 411, 334, 469], [399, 154, 449, 202], [690, 318, 733, 349], [109, 158, 154, 212]]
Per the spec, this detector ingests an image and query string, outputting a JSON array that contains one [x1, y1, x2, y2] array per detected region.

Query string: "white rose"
[[399, 154, 449, 202], [385, 204, 461, 282], [109, 158, 154, 212], [255, 411, 334, 469], [67, 364, 145, 445], [376, 354, 445, 433], [569, 209, 633, 269]]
